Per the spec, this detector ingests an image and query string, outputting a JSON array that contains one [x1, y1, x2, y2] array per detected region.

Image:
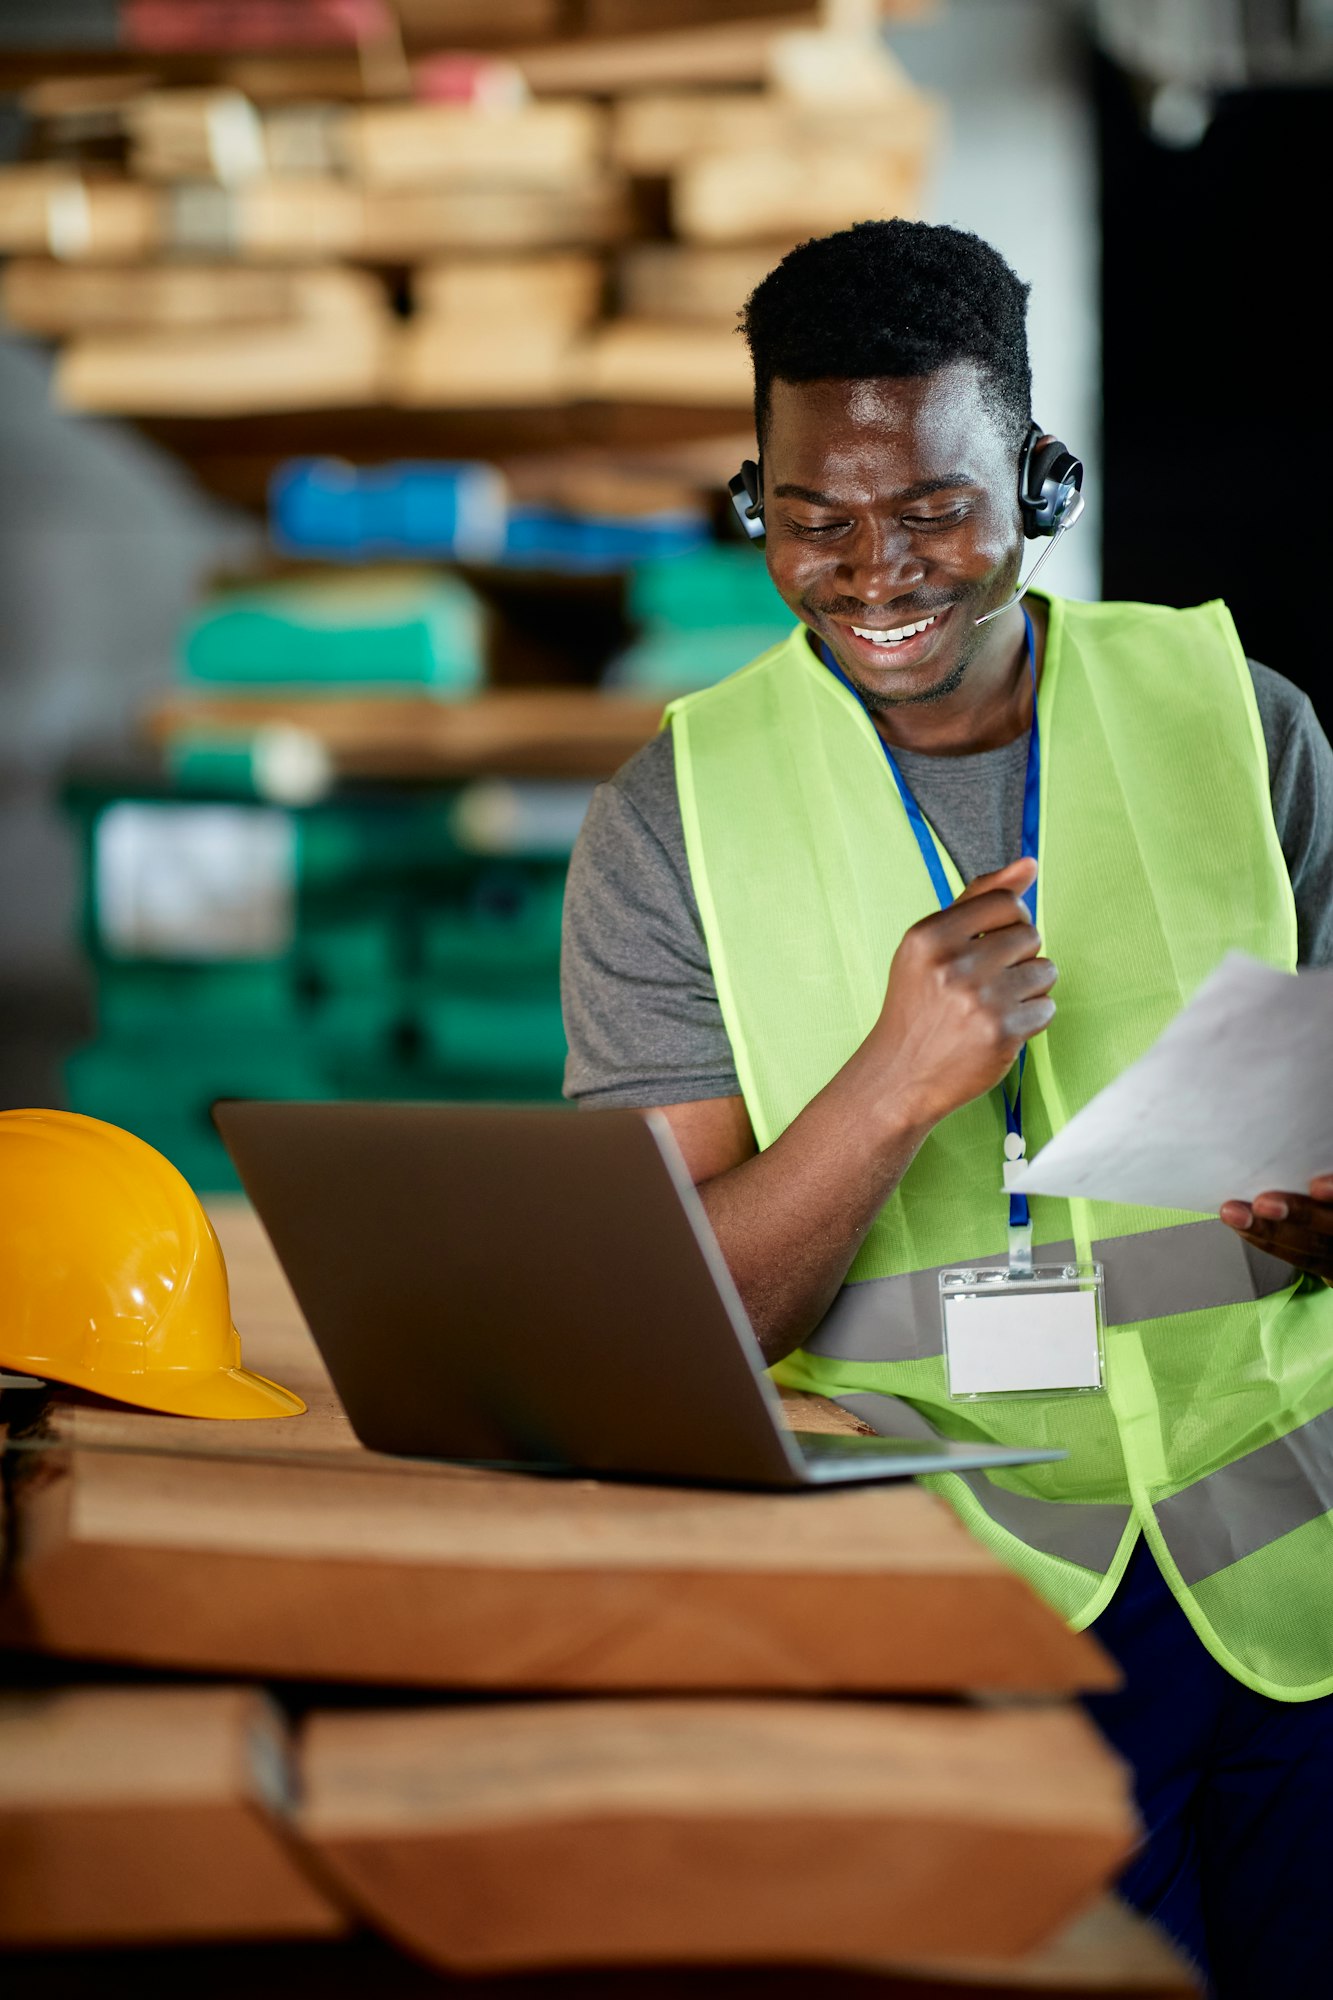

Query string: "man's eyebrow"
[[770, 475, 978, 506]]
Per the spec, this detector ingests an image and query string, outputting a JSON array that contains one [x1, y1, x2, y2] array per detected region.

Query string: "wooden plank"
[[55, 317, 392, 416], [674, 143, 924, 244], [413, 252, 604, 328], [611, 86, 937, 175], [1, 259, 384, 335], [297, 1699, 1134, 1973], [397, 251, 605, 409], [0, 53, 362, 99], [142, 687, 668, 780], [396, 318, 580, 407], [0, 1209, 1116, 1695], [584, 0, 835, 29], [394, 0, 558, 42], [584, 0, 937, 23], [617, 242, 782, 324], [359, 176, 631, 256], [342, 101, 606, 188], [125, 86, 269, 181], [0, 1440, 1119, 1693], [512, 15, 822, 94], [145, 176, 635, 263], [225, 177, 367, 260], [116, 402, 748, 513], [0, 168, 163, 261], [0, 1686, 346, 1947], [574, 317, 753, 406]]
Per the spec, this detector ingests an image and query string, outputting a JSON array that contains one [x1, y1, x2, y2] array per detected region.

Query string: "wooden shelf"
[[129, 402, 750, 512]]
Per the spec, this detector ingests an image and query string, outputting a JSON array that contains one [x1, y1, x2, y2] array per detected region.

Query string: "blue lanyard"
[[819, 613, 1040, 1230]]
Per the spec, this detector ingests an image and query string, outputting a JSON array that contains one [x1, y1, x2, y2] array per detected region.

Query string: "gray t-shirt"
[[562, 650, 1333, 1108]]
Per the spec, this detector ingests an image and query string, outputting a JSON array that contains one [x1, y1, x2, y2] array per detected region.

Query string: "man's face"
[[761, 362, 1025, 709]]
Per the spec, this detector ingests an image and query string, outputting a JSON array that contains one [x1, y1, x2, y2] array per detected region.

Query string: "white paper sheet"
[[1010, 953, 1333, 1214]]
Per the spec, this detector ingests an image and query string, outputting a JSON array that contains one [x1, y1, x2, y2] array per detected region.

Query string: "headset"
[[728, 421, 1085, 624]]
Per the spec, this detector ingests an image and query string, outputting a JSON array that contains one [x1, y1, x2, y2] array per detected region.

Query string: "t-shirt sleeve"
[[560, 732, 741, 1107], [1249, 661, 1333, 968]]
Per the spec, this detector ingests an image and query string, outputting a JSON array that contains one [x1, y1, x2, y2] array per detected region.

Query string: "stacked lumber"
[[0, 1199, 1196, 1992], [400, 250, 604, 404], [0, 2, 938, 420], [594, 31, 936, 394], [1, 258, 379, 332], [574, 24, 939, 404]]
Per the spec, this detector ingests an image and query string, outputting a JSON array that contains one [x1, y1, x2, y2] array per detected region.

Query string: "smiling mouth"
[[847, 613, 939, 647]]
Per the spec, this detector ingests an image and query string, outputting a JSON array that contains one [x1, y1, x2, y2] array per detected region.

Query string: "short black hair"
[[741, 219, 1033, 452]]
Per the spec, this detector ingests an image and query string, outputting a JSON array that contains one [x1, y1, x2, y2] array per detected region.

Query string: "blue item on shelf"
[[500, 505, 709, 570], [270, 458, 509, 561]]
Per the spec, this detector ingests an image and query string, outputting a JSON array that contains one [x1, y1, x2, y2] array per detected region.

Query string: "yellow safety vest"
[[667, 595, 1333, 1701]]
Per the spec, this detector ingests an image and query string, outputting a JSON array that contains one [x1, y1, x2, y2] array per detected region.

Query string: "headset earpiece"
[[1019, 422, 1085, 539], [728, 457, 765, 541]]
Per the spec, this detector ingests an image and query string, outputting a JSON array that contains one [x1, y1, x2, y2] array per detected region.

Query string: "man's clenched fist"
[[867, 856, 1058, 1134]]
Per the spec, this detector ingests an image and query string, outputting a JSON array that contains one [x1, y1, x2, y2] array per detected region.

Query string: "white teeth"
[[851, 615, 937, 646]]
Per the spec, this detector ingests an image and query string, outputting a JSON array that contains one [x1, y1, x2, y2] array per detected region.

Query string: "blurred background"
[[0, 0, 1328, 1189]]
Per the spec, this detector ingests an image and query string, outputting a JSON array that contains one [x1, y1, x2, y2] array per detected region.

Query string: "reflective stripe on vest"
[[1154, 1406, 1333, 1586], [834, 1391, 1132, 1574], [841, 1390, 1333, 1590], [808, 1220, 1295, 1364]]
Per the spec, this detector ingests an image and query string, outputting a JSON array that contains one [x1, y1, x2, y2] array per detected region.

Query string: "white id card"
[[940, 1263, 1106, 1401]]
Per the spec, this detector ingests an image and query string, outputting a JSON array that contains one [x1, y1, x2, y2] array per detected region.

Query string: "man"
[[561, 220, 1333, 1994]]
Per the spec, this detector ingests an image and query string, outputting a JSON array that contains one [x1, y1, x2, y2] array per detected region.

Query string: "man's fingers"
[[1012, 954, 1059, 996], [956, 857, 1037, 906], [963, 924, 1046, 975], [1310, 1174, 1333, 1202], [941, 888, 1040, 944], [1004, 995, 1058, 1042], [1228, 1191, 1333, 1232], [998, 960, 1058, 1039], [1219, 1198, 1333, 1282]]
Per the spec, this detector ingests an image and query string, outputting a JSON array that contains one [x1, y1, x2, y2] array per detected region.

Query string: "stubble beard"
[[846, 651, 972, 713]]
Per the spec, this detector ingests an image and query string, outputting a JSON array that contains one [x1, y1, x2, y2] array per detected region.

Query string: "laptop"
[[213, 1100, 1065, 1490]]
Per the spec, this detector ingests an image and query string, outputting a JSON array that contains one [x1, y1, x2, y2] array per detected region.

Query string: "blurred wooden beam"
[[142, 687, 669, 780], [125, 403, 750, 513], [0, 1686, 347, 1948], [0, 1431, 1120, 1692], [296, 1698, 1135, 1973]]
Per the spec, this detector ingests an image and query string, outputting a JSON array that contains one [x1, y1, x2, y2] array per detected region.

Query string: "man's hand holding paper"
[[1220, 1174, 1333, 1284]]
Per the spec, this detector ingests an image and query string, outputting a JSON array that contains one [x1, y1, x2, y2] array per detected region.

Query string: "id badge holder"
[[940, 1259, 1107, 1402]]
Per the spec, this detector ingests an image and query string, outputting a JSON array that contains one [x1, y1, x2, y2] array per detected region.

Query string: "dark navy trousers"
[[1082, 1539, 1333, 1999]]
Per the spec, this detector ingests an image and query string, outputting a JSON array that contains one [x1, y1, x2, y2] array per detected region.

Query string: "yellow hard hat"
[[0, 1109, 305, 1420]]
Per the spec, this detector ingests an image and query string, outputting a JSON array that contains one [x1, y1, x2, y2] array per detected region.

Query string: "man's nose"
[[837, 522, 926, 603]]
